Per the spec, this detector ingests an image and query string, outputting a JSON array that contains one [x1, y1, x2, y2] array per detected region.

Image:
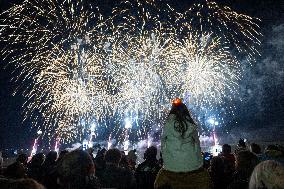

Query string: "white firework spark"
[[0, 0, 261, 143]]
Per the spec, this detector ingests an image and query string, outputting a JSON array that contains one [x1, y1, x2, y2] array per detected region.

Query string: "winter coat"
[[161, 114, 203, 172], [99, 164, 136, 189]]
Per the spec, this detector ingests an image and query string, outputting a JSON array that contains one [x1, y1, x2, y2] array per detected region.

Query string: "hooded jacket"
[[161, 114, 203, 172]]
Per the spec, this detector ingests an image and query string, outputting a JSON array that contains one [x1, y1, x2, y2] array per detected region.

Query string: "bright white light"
[[208, 118, 215, 125], [88, 141, 93, 148], [123, 140, 129, 154], [82, 139, 88, 150], [147, 134, 152, 148], [37, 130, 42, 135], [90, 123, 96, 135], [211, 144, 222, 156], [107, 141, 112, 150], [208, 118, 219, 126], [125, 118, 132, 129], [91, 123, 96, 130]]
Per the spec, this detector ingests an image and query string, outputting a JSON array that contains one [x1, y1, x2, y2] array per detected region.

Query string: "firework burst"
[[177, 1, 262, 63], [169, 33, 241, 111], [0, 0, 261, 143]]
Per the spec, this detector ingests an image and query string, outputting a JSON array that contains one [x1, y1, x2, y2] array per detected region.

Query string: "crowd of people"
[[0, 99, 283, 189], [0, 141, 283, 189]]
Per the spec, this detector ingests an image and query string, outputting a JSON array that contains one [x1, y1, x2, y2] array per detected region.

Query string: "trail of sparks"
[[0, 0, 261, 143]]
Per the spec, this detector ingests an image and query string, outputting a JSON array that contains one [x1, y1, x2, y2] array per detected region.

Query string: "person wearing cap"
[[154, 98, 211, 189]]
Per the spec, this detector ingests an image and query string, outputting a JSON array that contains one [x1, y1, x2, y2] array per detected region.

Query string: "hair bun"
[[172, 98, 182, 106]]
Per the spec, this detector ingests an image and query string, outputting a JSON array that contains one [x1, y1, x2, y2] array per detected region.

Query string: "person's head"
[[144, 146, 158, 161], [30, 153, 45, 166], [45, 151, 57, 163], [127, 149, 137, 163], [100, 148, 107, 154], [238, 138, 246, 148], [250, 143, 261, 154], [264, 145, 283, 158], [235, 150, 258, 178], [104, 148, 122, 165], [96, 148, 106, 158], [249, 160, 284, 189], [222, 144, 232, 154], [16, 153, 28, 165], [57, 149, 95, 186], [169, 98, 195, 137], [9, 178, 45, 189], [265, 144, 279, 152], [57, 150, 69, 161]]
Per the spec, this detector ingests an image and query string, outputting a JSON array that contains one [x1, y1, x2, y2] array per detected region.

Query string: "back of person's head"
[[30, 153, 45, 166], [144, 146, 158, 160], [9, 178, 45, 189], [127, 149, 137, 163], [222, 144, 231, 154], [265, 145, 279, 152], [45, 151, 57, 163], [170, 99, 192, 121], [238, 139, 246, 148], [104, 148, 122, 165], [96, 148, 106, 159], [249, 160, 284, 189], [265, 145, 283, 158], [100, 148, 107, 154], [16, 153, 28, 164], [57, 150, 69, 161], [209, 156, 224, 174], [267, 145, 279, 150], [57, 149, 94, 180], [235, 150, 258, 177], [250, 143, 261, 154]]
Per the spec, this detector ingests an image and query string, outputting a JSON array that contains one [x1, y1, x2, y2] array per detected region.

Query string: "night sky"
[[0, 0, 283, 150]]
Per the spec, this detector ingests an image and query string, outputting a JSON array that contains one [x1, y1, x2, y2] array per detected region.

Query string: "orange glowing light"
[[172, 98, 182, 106]]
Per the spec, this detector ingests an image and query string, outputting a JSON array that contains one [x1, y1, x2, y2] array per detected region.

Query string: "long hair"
[[169, 102, 196, 138]]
